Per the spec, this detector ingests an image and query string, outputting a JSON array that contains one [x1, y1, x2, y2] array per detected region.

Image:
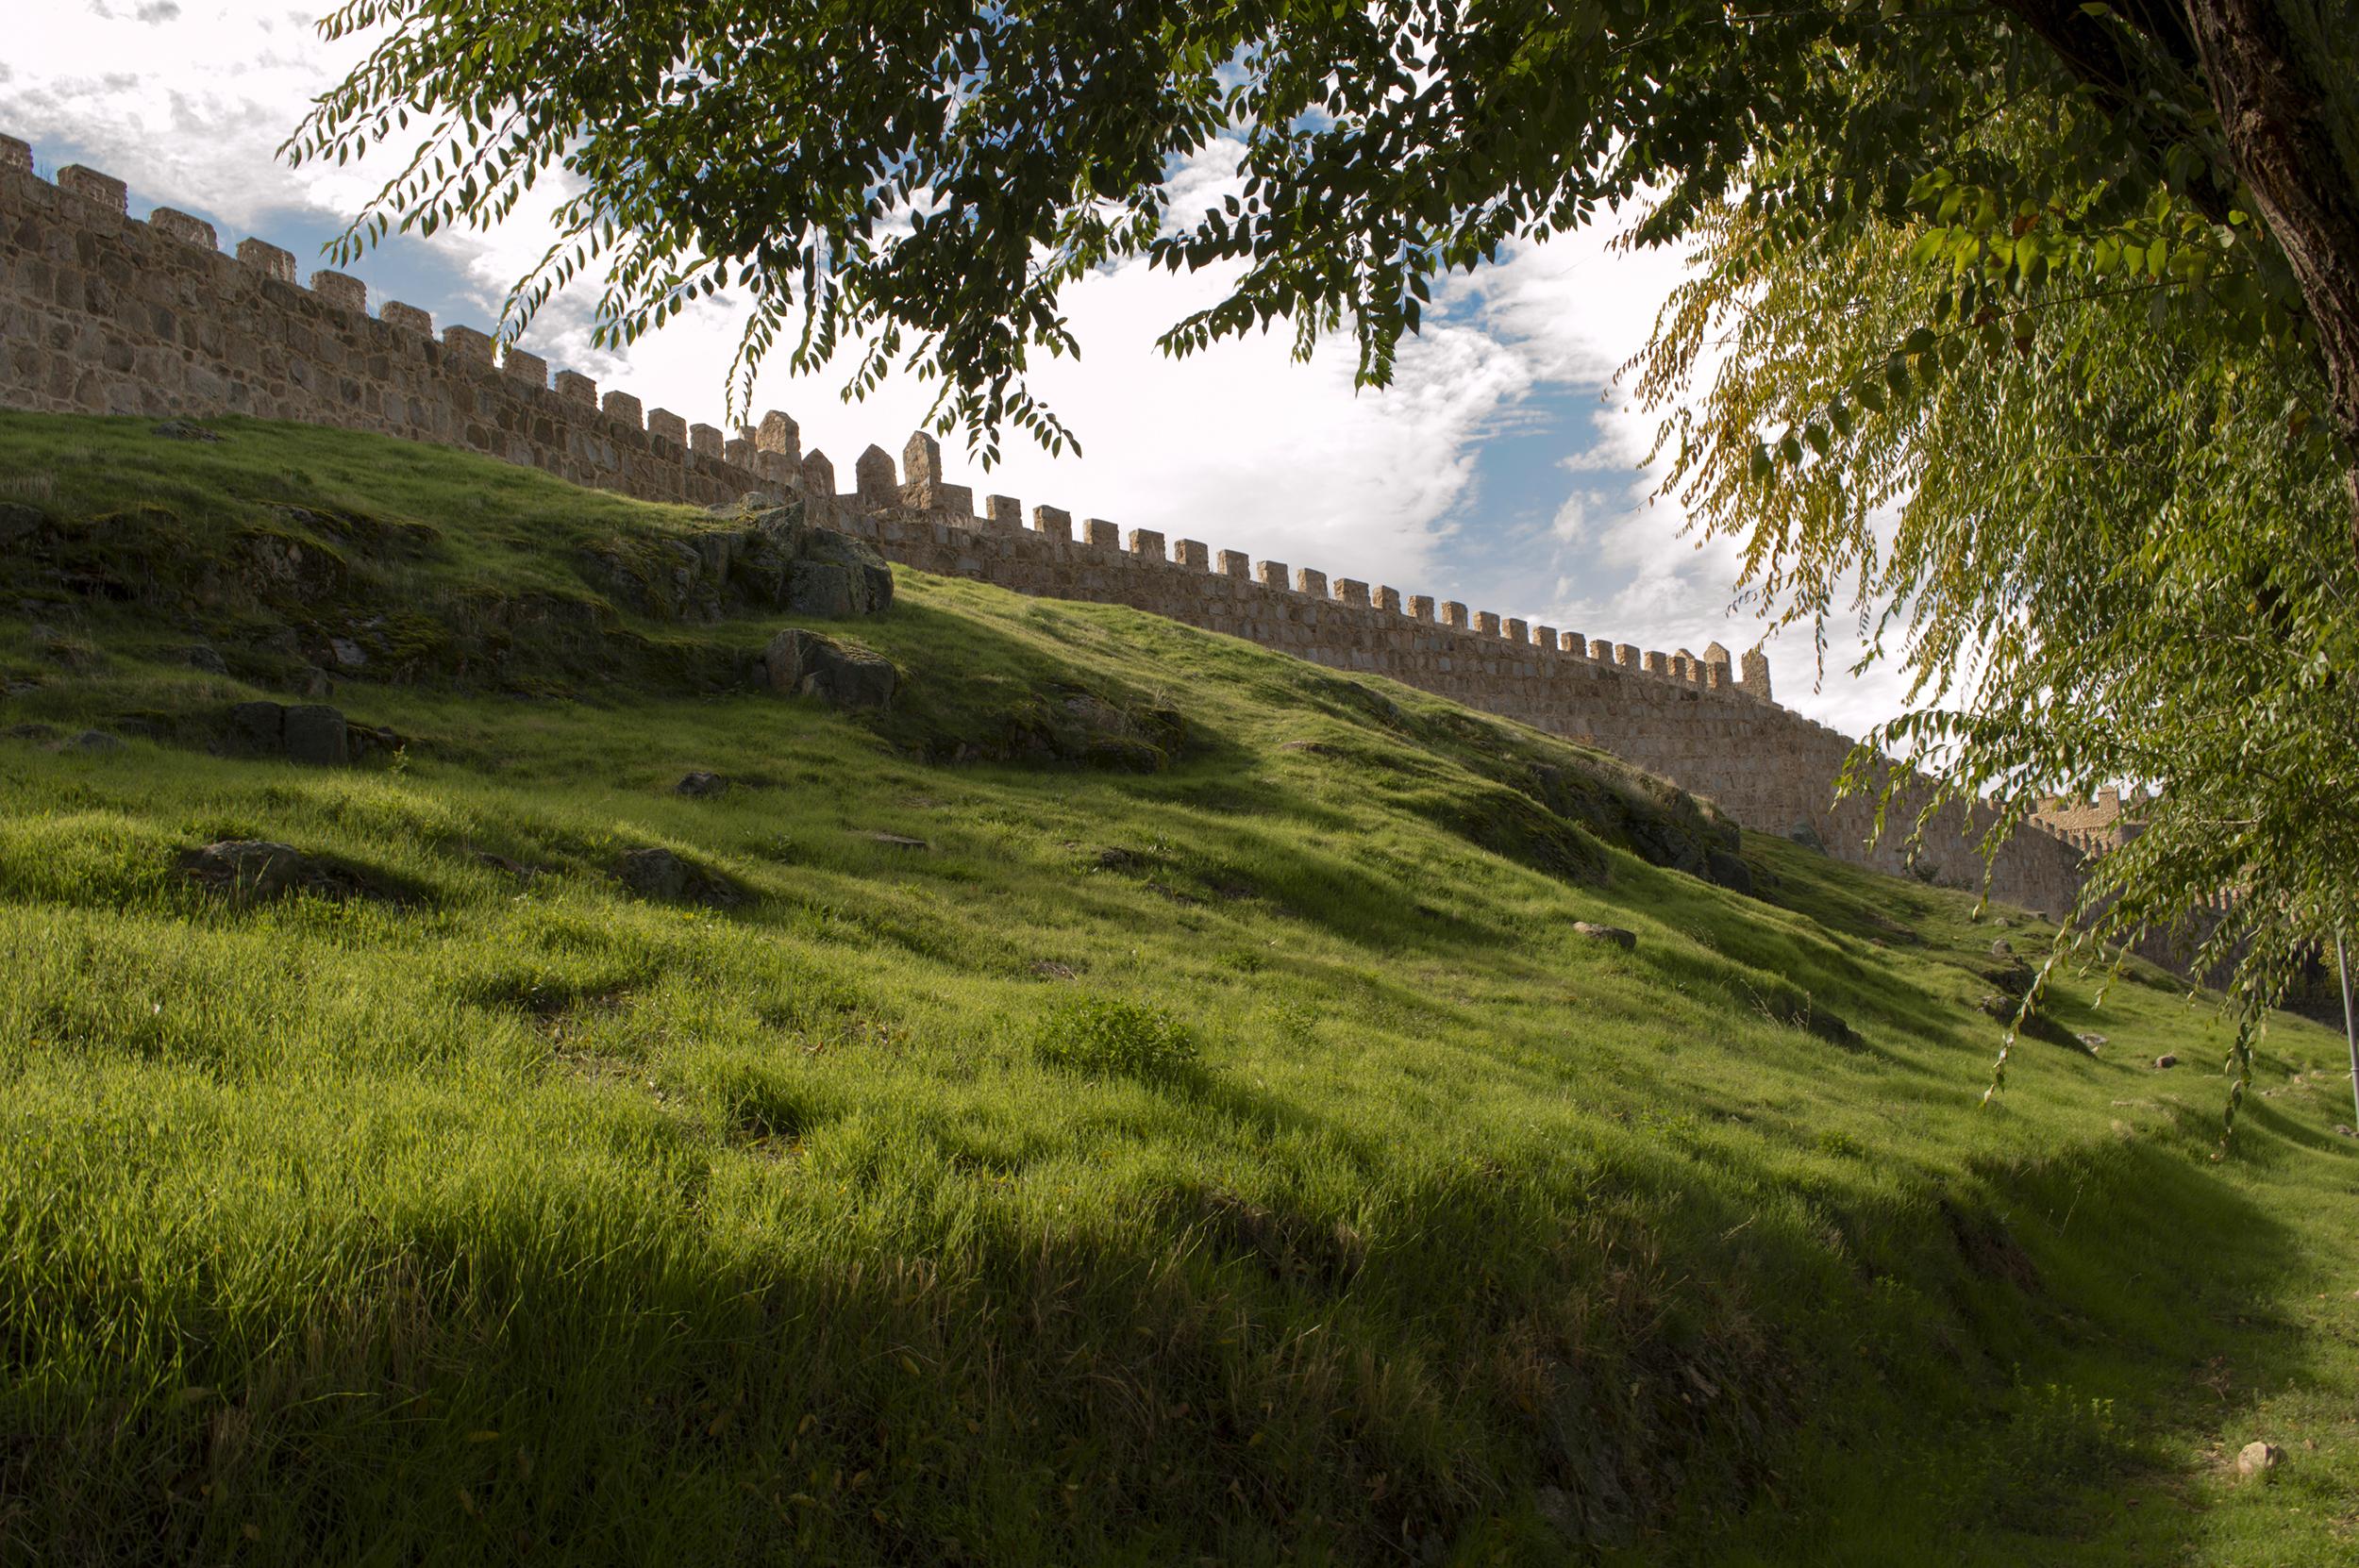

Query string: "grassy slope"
[[0, 413, 2354, 1566]]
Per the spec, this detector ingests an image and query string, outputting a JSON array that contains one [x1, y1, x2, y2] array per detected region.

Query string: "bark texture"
[[2179, 0, 2359, 551]]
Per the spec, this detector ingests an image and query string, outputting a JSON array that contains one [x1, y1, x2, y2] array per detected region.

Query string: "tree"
[[292, 0, 2359, 1102], [290, 0, 2358, 516], [1631, 168, 2357, 1124]]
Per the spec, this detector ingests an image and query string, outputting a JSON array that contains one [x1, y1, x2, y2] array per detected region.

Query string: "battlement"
[[0, 133, 2093, 922]]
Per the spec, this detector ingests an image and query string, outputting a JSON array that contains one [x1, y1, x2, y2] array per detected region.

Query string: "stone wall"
[[0, 135, 2091, 920], [0, 140, 767, 507]]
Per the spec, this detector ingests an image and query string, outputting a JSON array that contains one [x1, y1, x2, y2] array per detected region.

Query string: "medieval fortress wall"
[[0, 137, 2093, 920]]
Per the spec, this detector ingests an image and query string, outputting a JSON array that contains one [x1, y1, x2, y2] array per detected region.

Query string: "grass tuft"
[[1033, 993, 1205, 1084]]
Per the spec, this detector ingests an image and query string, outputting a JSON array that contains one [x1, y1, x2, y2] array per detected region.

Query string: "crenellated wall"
[[0, 134, 2094, 920]]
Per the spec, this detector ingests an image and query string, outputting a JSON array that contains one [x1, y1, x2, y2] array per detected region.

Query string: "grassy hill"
[[1, 412, 2354, 1566]]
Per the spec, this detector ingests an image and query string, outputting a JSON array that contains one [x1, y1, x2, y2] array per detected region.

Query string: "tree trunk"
[[2180, 0, 2359, 558]]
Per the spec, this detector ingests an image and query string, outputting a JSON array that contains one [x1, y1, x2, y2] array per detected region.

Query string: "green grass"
[[1, 412, 2355, 1565]]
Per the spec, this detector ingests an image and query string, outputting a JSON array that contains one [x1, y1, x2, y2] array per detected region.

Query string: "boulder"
[[228, 701, 286, 756], [178, 840, 314, 899], [151, 420, 222, 442], [674, 771, 728, 797], [68, 729, 125, 754], [175, 840, 400, 903], [612, 846, 742, 908], [182, 644, 228, 675], [284, 704, 349, 766], [614, 846, 694, 901], [2236, 1441, 2282, 1477], [2154, 1053, 2179, 1069], [763, 628, 896, 709], [1574, 921, 1637, 951], [345, 723, 403, 764], [1786, 818, 1827, 853]]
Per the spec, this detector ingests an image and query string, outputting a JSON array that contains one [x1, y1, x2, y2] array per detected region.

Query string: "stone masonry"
[[0, 135, 2091, 919]]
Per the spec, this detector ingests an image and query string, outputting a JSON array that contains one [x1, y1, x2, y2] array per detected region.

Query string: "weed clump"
[[1033, 993, 1202, 1083]]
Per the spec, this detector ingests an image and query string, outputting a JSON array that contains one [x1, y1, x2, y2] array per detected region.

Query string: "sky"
[[1, 1, 1920, 737]]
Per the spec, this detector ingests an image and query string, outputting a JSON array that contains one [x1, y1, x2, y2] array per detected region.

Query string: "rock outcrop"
[[224, 701, 401, 766], [582, 500, 893, 624], [763, 629, 897, 709]]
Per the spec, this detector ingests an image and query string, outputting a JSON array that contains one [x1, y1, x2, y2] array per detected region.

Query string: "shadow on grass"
[[4, 1076, 2334, 1568]]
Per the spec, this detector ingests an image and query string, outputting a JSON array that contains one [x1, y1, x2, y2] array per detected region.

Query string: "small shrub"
[[1034, 993, 1201, 1083]]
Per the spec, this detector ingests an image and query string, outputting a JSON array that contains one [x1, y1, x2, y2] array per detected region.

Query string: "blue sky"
[[3, 1, 1916, 736]]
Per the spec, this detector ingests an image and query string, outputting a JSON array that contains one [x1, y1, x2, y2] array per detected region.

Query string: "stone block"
[[802, 449, 837, 496], [1411, 595, 1436, 621], [1561, 630, 1585, 655], [1295, 567, 1328, 597], [854, 444, 897, 505], [1443, 602, 1469, 628], [758, 451, 796, 485], [1256, 560, 1290, 589], [1084, 519, 1120, 549], [986, 494, 1023, 530], [0, 135, 28, 174], [903, 429, 942, 485], [1127, 527, 1165, 559], [57, 165, 127, 214], [238, 238, 297, 285], [1375, 586, 1402, 613], [1334, 578, 1370, 607], [503, 347, 549, 389], [1615, 643, 1640, 669], [1216, 550, 1251, 577], [647, 408, 689, 445], [1590, 638, 1614, 661], [1741, 646, 1772, 699], [1533, 625, 1556, 648], [554, 370, 598, 407], [1173, 539, 1209, 570], [690, 423, 723, 457], [1476, 611, 1502, 636], [1032, 505, 1073, 539], [725, 436, 755, 468], [381, 301, 433, 337], [310, 270, 366, 313], [442, 325, 496, 364], [148, 208, 216, 250], [757, 410, 800, 461], [1645, 650, 1669, 676], [1505, 617, 1528, 642]]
